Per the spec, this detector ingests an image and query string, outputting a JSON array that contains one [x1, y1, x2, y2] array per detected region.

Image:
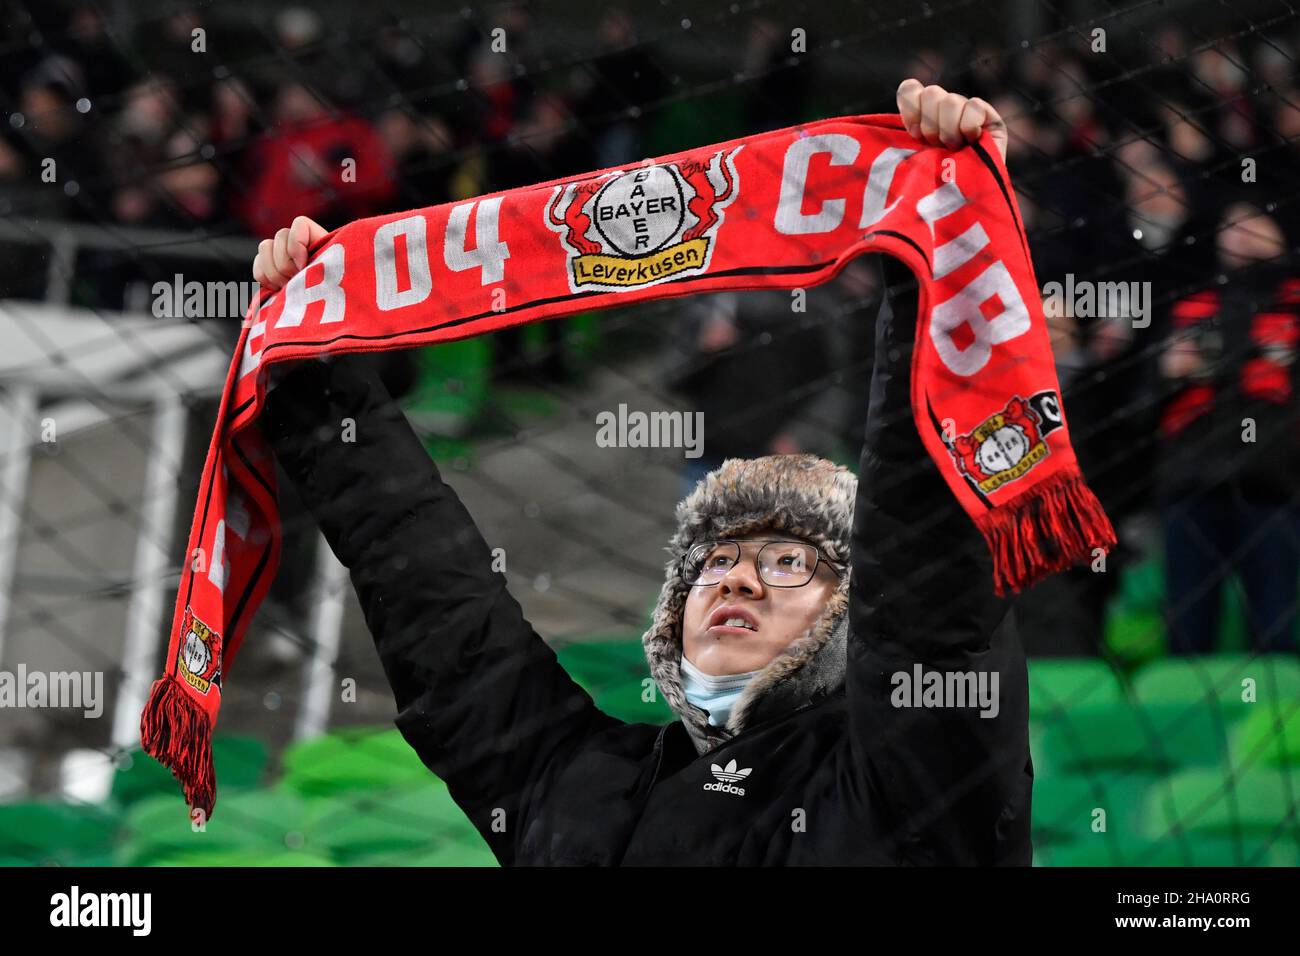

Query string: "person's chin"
[[694, 638, 768, 673]]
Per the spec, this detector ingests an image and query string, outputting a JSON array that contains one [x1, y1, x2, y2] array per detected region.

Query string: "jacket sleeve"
[[847, 254, 1032, 865], [260, 353, 621, 864]]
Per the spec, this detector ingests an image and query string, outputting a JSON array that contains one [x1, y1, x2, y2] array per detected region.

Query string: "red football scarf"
[[142, 113, 1116, 815]]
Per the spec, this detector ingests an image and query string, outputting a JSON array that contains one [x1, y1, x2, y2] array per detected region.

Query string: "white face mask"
[[680, 654, 763, 728]]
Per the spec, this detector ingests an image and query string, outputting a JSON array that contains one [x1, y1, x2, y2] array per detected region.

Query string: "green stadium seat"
[[1230, 701, 1300, 768], [302, 781, 487, 863], [152, 849, 336, 867], [279, 727, 430, 797], [1032, 771, 1161, 845], [554, 638, 674, 724], [117, 787, 308, 866], [211, 736, 271, 790], [1036, 701, 1229, 775], [554, 637, 647, 689], [1141, 765, 1300, 841], [0, 801, 119, 866], [109, 735, 270, 808], [1120, 554, 1165, 609], [1028, 659, 1124, 721], [1040, 833, 1300, 866], [0, 852, 117, 867], [106, 747, 177, 808], [1103, 609, 1165, 666], [593, 679, 676, 724], [511, 316, 601, 383], [1029, 719, 1047, 772], [1132, 654, 1300, 723], [350, 841, 498, 867], [403, 339, 491, 437], [1102, 554, 1166, 664]]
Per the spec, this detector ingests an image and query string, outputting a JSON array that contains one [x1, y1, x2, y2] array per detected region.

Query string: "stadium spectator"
[[1156, 201, 1300, 654], [377, 107, 456, 211], [742, 18, 814, 132], [232, 77, 398, 236], [103, 76, 188, 225], [61, 3, 136, 101], [2, 2, 1298, 667], [9, 56, 107, 222], [663, 263, 877, 500], [207, 75, 264, 231], [570, 8, 668, 168], [487, 91, 593, 384], [445, 3, 538, 149]]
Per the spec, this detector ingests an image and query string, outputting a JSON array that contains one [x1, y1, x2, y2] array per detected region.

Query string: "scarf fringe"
[[139, 677, 216, 818], [975, 469, 1118, 597]]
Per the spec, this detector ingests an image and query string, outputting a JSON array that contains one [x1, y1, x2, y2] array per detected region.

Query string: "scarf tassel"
[[139, 677, 216, 818], [975, 469, 1118, 597]]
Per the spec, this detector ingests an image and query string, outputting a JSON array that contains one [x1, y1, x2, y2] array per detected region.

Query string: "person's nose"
[[719, 554, 765, 597]]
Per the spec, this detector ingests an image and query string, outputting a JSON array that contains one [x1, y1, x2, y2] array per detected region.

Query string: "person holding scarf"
[[150, 78, 1107, 864]]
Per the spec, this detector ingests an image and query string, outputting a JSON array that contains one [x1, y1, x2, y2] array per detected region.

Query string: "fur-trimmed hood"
[[642, 454, 857, 755]]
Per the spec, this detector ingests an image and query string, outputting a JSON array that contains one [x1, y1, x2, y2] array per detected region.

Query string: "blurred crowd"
[[943, 27, 1300, 659], [2, 1, 1298, 657]]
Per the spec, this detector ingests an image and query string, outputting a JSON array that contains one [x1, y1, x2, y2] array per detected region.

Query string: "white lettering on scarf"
[[772, 136, 1031, 377]]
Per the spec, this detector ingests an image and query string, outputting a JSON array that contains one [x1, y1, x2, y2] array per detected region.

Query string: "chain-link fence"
[[0, 0, 1298, 867]]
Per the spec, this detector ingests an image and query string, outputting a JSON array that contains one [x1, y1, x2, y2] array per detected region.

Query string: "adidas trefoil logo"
[[704, 758, 751, 796]]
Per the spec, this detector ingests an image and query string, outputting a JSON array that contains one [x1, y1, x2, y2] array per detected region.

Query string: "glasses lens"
[[685, 540, 824, 587], [759, 541, 818, 586], [686, 541, 738, 585]]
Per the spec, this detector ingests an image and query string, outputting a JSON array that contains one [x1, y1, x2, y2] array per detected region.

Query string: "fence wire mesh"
[[0, 0, 1298, 867]]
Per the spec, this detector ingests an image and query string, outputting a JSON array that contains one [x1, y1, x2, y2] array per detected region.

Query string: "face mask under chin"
[[679, 653, 763, 727]]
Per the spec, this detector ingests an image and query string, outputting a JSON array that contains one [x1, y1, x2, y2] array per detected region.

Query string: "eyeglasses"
[[683, 538, 845, 588]]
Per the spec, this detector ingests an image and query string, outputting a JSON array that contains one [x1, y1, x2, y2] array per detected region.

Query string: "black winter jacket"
[[261, 255, 1032, 865]]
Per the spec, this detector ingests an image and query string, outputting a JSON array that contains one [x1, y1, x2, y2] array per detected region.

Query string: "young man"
[[256, 81, 1029, 864]]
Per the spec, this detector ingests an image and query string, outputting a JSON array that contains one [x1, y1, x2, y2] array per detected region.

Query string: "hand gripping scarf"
[[142, 113, 1116, 815]]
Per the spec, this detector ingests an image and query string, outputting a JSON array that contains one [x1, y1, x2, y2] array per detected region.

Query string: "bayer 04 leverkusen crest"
[[947, 390, 1065, 496], [545, 147, 743, 293], [178, 604, 223, 695]]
